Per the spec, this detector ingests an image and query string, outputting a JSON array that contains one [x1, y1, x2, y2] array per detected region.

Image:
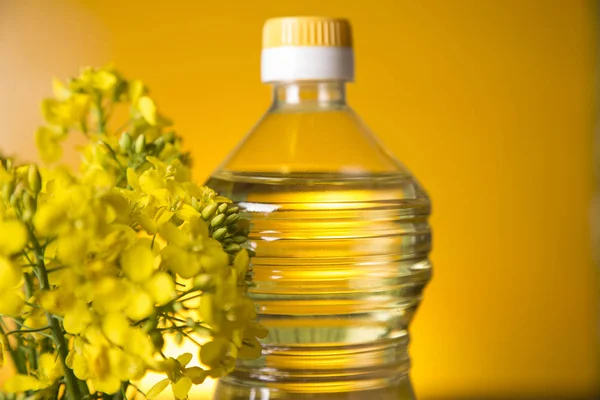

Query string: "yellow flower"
[[41, 95, 89, 128], [63, 300, 92, 334], [143, 271, 176, 306], [175, 204, 200, 222], [82, 165, 116, 188], [237, 335, 262, 360], [38, 289, 74, 315], [162, 245, 199, 279], [0, 220, 27, 255], [146, 378, 169, 399], [138, 96, 157, 126], [3, 374, 41, 392], [120, 243, 155, 283], [67, 328, 144, 395], [4, 352, 63, 393], [0, 256, 21, 291], [66, 345, 90, 381], [0, 291, 24, 315], [128, 80, 145, 104], [171, 376, 192, 399], [0, 66, 260, 399], [125, 286, 154, 321], [92, 277, 129, 315], [125, 328, 154, 361], [74, 67, 118, 94], [52, 78, 71, 101], [134, 212, 157, 234], [86, 345, 121, 395], [233, 249, 250, 281], [199, 338, 230, 369], [108, 347, 145, 382], [37, 353, 63, 383], [160, 219, 229, 279], [147, 353, 207, 400], [139, 169, 165, 195], [98, 223, 137, 261], [56, 234, 88, 265], [23, 310, 50, 339], [101, 312, 130, 347], [33, 203, 68, 236]]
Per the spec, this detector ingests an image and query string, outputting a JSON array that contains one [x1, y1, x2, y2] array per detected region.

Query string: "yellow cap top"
[[262, 17, 353, 49]]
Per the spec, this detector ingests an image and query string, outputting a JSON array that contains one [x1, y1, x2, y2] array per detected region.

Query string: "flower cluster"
[[0, 66, 262, 400]]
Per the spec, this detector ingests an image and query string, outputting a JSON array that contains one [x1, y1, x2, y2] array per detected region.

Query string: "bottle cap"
[[261, 17, 354, 83]]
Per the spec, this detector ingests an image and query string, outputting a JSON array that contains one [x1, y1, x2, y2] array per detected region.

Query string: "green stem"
[[96, 96, 106, 135], [181, 331, 203, 347], [0, 321, 27, 374], [180, 293, 202, 303], [156, 325, 189, 332], [101, 141, 125, 170], [5, 326, 50, 336], [26, 344, 38, 371], [127, 382, 147, 399], [102, 101, 114, 130], [29, 228, 87, 400], [8, 315, 55, 341], [112, 382, 128, 400]]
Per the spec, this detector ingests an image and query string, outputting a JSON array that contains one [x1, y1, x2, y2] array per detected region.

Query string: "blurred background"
[[1, 0, 599, 399]]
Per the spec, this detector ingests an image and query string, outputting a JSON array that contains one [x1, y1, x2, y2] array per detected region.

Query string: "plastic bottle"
[[207, 16, 432, 400]]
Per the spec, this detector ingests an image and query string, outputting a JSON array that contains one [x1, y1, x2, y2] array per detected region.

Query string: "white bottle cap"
[[261, 17, 354, 83]]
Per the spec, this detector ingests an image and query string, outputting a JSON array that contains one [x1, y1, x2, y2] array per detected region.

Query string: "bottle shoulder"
[[213, 106, 424, 183]]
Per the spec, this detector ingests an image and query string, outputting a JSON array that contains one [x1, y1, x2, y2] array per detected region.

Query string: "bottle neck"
[[271, 81, 347, 110]]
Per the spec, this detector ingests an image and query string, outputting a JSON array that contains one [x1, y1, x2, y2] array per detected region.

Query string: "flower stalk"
[[31, 228, 84, 400]]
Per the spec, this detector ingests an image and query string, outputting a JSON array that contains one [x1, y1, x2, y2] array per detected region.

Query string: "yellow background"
[[1, 0, 598, 398]]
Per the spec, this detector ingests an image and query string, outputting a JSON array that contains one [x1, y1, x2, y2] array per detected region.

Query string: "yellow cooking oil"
[[206, 17, 431, 400]]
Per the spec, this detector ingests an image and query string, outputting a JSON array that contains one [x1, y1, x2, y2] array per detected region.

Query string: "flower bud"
[[143, 317, 159, 332], [119, 132, 132, 153], [10, 186, 23, 207], [217, 203, 228, 214], [201, 204, 217, 221], [226, 206, 239, 215], [134, 134, 146, 154], [150, 331, 165, 351], [212, 227, 228, 241], [224, 243, 241, 254], [224, 214, 239, 226], [232, 236, 247, 244], [1, 181, 14, 202], [163, 132, 175, 143], [210, 213, 226, 228], [153, 136, 166, 154], [22, 192, 36, 221], [27, 165, 41, 194]]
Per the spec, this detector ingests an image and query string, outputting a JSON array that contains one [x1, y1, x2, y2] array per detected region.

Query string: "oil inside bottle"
[[208, 170, 431, 399]]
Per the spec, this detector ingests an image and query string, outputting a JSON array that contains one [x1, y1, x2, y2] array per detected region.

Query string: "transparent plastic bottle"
[[207, 17, 432, 400]]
